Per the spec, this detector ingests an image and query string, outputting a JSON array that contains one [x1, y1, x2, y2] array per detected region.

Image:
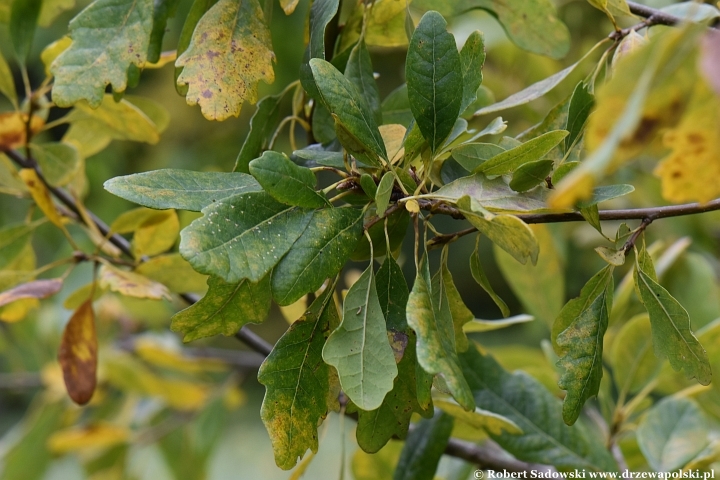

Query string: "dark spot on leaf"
[[202, 90, 213, 99]]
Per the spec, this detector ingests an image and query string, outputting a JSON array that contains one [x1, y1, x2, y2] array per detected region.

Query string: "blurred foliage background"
[[0, 0, 719, 479]]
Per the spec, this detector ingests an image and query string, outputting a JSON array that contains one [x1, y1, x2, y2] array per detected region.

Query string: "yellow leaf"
[[175, 0, 276, 121], [99, 264, 171, 300], [41, 37, 72, 76], [405, 199, 419, 213], [135, 253, 208, 293], [279, 295, 307, 324], [0, 299, 38, 323], [65, 95, 161, 144], [144, 50, 177, 69], [133, 210, 179, 257], [64, 282, 105, 310], [379, 124, 406, 164], [654, 83, 720, 203], [341, 0, 411, 51], [47, 423, 129, 454], [0, 113, 44, 150], [223, 385, 247, 409], [58, 300, 98, 405], [134, 337, 226, 373], [280, 0, 300, 15], [19, 169, 65, 228], [104, 352, 211, 410]]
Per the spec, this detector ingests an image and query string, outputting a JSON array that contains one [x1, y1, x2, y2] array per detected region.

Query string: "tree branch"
[[625, 1, 683, 27], [427, 198, 720, 249], [444, 437, 555, 474]]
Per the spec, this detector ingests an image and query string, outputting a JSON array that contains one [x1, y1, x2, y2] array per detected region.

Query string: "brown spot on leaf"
[[202, 90, 213, 99]]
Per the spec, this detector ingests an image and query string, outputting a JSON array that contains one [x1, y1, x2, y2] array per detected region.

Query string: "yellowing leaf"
[[38, 0, 75, 27], [175, 0, 275, 120], [0, 113, 44, 150], [47, 423, 129, 454], [135, 253, 208, 293], [134, 337, 226, 373], [379, 124, 406, 164], [98, 264, 171, 300], [434, 399, 522, 435], [104, 352, 210, 410], [59, 300, 98, 405], [41, 36, 72, 76], [133, 209, 179, 257], [280, 0, 300, 15], [341, 0, 411, 50], [654, 83, 720, 203], [0, 298, 38, 323], [50, 0, 154, 107], [19, 168, 65, 228], [64, 95, 162, 145]]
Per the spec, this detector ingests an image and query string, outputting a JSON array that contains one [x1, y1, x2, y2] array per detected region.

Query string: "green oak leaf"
[[431, 174, 549, 213], [9, 0, 41, 62], [345, 39, 382, 124], [457, 196, 539, 265], [170, 274, 271, 342], [249, 151, 329, 208], [634, 249, 711, 385], [407, 257, 475, 411], [470, 236, 510, 317], [272, 208, 363, 306], [173, 0, 219, 95], [451, 143, 505, 172], [576, 184, 635, 208], [434, 399, 522, 435], [406, 11, 463, 153], [323, 264, 398, 410], [310, 58, 387, 166], [175, 0, 275, 121], [435, 260, 473, 352], [510, 159, 554, 193], [636, 397, 710, 472], [565, 82, 595, 151], [147, 0, 180, 63], [179, 191, 313, 283], [555, 265, 614, 425], [29, 143, 80, 187], [459, 30, 486, 114], [609, 313, 661, 395], [393, 413, 454, 480], [104, 169, 261, 212], [355, 256, 432, 454], [375, 172, 395, 218], [459, 346, 618, 472], [0, 48, 17, 108], [51, 0, 154, 107], [477, 130, 568, 176], [258, 285, 337, 470], [234, 94, 282, 173]]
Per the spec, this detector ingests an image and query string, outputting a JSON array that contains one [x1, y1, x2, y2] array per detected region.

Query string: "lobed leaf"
[[271, 208, 363, 306], [323, 265, 398, 410], [258, 285, 338, 470], [407, 258, 475, 411], [51, 0, 154, 107], [634, 252, 711, 385], [179, 191, 313, 283], [555, 265, 614, 425], [175, 0, 275, 120], [355, 256, 432, 453]]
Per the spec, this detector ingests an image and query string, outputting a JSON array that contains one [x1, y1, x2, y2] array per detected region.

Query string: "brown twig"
[[612, 1, 718, 41]]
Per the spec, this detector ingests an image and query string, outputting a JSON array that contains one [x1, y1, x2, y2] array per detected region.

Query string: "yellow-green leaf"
[[175, 0, 275, 120], [51, 0, 155, 107]]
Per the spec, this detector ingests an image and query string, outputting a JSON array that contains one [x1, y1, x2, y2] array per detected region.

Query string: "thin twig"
[[443, 437, 555, 473]]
